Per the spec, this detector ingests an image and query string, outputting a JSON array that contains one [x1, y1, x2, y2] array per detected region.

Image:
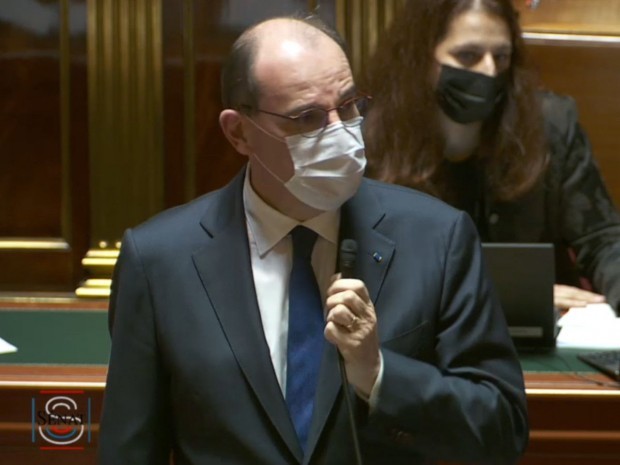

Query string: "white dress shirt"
[[242, 169, 383, 405], [243, 170, 340, 394]]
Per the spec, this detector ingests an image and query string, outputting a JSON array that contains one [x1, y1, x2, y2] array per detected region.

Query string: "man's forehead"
[[267, 38, 306, 62], [254, 21, 326, 58], [256, 28, 346, 73]]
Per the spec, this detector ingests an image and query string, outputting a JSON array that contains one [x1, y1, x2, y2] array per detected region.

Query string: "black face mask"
[[436, 64, 508, 124]]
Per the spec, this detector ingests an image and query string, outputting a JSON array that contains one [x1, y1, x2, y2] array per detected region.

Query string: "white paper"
[[556, 303, 620, 349], [557, 303, 617, 327], [0, 336, 18, 354]]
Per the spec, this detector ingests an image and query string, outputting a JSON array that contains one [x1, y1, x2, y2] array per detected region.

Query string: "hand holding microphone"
[[326, 240, 379, 465], [325, 240, 381, 400]]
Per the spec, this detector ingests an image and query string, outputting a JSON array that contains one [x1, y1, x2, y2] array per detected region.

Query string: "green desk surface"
[[0, 310, 110, 365], [519, 347, 597, 373], [0, 309, 600, 374]]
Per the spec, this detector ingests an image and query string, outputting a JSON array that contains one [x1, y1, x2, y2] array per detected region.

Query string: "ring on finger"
[[345, 316, 359, 330]]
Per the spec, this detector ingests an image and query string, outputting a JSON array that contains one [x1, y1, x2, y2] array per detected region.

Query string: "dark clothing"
[[99, 170, 528, 465], [448, 92, 620, 312]]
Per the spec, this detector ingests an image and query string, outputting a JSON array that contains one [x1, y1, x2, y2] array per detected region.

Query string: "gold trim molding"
[[527, 388, 620, 397], [0, 239, 70, 251], [0, 381, 106, 389], [87, 0, 164, 243], [60, 0, 73, 242], [76, 248, 118, 298], [75, 278, 113, 298], [523, 31, 620, 46], [81, 0, 164, 298], [183, 0, 196, 202]]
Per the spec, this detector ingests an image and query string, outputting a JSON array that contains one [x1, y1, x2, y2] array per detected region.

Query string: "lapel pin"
[[372, 252, 383, 263]]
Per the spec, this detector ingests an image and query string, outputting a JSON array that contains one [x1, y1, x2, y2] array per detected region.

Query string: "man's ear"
[[219, 109, 253, 156]]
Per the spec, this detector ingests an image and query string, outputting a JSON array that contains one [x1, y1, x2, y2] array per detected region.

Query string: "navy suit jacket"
[[99, 169, 528, 465]]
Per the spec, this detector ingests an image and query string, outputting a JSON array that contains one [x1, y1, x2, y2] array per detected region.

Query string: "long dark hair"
[[363, 0, 547, 202]]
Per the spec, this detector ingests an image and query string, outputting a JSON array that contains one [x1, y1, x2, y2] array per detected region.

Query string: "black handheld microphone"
[[339, 239, 357, 279], [338, 239, 363, 465]]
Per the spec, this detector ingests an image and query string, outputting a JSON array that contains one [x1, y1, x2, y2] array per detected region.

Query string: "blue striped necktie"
[[286, 226, 325, 452]]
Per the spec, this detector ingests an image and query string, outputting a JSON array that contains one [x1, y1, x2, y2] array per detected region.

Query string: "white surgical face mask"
[[251, 117, 367, 211]]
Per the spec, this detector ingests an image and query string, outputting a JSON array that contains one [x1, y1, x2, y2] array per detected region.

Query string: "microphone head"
[[340, 239, 357, 255], [339, 239, 358, 277]]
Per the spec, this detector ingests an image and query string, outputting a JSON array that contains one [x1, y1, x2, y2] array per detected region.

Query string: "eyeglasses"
[[240, 93, 371, 138]]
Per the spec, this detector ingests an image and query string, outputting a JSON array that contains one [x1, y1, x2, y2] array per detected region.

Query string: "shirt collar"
[[243, 167, 340, 257]]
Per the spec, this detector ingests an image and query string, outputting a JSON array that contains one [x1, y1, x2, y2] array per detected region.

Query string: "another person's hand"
[[324, 273, 380, 399], [554, 284, 606, 311]]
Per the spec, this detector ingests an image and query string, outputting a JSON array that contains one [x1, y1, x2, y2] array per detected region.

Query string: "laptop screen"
[[481, 243, 558, 350]]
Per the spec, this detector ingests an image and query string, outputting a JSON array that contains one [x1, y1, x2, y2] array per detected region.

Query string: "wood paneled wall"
[[0, 0, 337, 295], [516, 0, 620, 210], [0, 0, 89, 292], [525, 40, 620, 205]]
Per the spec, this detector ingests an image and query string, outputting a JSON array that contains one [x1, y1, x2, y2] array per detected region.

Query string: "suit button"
[[489, 213, 499, 225]]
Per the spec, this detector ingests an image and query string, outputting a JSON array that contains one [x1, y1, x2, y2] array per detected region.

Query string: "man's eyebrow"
[[338, 86, 358, 100], [285, 86, 359, 116]]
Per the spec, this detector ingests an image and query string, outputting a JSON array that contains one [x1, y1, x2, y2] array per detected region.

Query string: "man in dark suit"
[[99, 15, 528, 465]]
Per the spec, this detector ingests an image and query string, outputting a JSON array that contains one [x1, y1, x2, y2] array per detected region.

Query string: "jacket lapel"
[[192, 169, 303, 461], [305, 180, 395, 460]]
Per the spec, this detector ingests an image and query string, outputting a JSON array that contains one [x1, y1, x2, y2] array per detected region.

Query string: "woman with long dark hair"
[[364, 0, 620, 312]]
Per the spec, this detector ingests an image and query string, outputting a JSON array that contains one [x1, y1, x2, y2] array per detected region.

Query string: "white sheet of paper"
[[556, 303, 620, 349], [0, 336, 18, 354]]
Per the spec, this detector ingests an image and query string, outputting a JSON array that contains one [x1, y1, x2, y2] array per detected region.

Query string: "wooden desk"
[[1, 309, 619, 464], [521, 351, 620, 465]]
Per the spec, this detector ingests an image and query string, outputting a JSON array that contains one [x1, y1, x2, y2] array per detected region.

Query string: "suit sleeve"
[[371, 212, 528, 464], [98, 229, 172, 464]]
